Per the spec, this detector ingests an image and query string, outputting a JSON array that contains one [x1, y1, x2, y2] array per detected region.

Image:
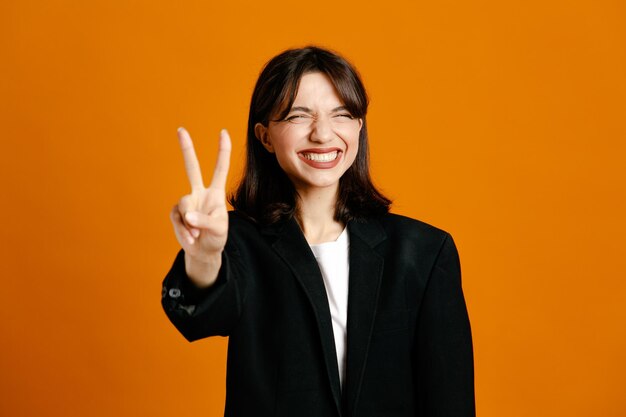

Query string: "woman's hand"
[[169, 127, 232, 287]]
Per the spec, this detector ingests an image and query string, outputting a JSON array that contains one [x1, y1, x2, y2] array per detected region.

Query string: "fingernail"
[[178, 126, 186, 133], [191, 228, 200, 238], [185, 212, 196, 223], [187, 236, 194, 245]]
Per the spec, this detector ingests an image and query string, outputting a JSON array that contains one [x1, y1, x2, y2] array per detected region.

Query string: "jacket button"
[[168, 288, 182, 298]]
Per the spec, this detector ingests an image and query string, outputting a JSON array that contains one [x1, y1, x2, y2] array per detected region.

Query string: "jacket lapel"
[[344, 218, 387, 415], [262, 216, 387, 417], [265, 217, 344, 416]]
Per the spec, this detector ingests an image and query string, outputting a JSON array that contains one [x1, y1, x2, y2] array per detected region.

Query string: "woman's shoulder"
[[226, 210, 265, 237], [373, 212, 452, 246], [348, 213, 456, 266], [226, 209, 292, 240], [378, 212, 449, 234]]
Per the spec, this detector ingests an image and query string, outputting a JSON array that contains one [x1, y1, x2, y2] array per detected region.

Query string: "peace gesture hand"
[[169, 127, 231, 287]]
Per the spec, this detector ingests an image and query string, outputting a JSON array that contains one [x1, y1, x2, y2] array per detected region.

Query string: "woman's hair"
[[229, 45, 391, 224]]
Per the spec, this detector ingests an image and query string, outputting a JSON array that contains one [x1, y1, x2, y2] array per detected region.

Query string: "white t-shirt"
[[309, 227, 350, 389]]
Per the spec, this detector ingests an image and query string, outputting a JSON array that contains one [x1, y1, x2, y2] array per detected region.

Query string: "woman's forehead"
[[291, 73, 343, 105]]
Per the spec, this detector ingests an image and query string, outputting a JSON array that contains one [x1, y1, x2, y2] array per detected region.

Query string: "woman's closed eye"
[[283, 112, 354, 123], [284, 114, 310, 123]]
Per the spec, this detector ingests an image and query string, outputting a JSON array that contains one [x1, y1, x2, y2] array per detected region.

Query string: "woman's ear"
[[254, 122, 274, 153], [358, 118, 363, 131]]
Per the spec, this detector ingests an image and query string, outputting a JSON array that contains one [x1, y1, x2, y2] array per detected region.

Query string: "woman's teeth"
[[302, 151, 338, 162]]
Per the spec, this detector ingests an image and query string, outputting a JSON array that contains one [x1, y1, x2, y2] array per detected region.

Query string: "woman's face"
[[255, 72, 362, 194]]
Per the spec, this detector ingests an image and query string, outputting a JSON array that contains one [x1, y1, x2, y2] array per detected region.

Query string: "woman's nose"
[[310, 116, 334, 143]]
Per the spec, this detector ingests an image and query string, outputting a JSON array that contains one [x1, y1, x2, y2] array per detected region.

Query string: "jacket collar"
[[262, 215, 387, 416]]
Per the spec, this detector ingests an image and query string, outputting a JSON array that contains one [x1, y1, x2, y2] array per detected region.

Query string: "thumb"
[[184, 211, 213, 229]]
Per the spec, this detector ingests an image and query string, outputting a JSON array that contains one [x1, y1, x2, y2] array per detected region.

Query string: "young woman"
[[162, 46, 475, 417]]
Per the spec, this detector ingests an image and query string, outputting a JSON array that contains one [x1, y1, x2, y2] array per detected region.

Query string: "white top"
[[309, 227, 350, 389]]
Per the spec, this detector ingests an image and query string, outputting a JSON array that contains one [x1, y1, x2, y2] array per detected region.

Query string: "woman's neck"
[[295, 185, 345, 245]]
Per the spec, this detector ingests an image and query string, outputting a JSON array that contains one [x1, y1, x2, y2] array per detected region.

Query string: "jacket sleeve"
[[413, 233, 476, 416], [161, 241, 244, 342]]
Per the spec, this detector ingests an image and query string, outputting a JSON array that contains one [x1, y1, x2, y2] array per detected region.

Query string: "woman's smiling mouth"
[[298, 148, 343, 168], [302, 151, 338, 162]]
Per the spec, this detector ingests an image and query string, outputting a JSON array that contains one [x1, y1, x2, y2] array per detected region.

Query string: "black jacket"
[[162, 211, 475, 417]]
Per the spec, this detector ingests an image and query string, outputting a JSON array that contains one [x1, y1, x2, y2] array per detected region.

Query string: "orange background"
[[1, 0, 625, 416]]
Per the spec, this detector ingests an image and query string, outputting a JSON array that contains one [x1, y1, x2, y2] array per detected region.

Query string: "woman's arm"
[[162, 127, 241, 341], [161, 242, 243, 341], [413, 233, 476, 416]]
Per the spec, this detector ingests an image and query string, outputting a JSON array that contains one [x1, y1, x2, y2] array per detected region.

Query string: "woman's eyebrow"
[[288, 106, 349, 113], [288, 106, 313, 113]]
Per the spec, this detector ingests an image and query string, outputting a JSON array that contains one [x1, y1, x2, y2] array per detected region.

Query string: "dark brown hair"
[[229, 46, 391, 224]]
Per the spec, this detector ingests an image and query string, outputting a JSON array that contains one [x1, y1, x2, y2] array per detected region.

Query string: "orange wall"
[[1, 0, 625, 415]]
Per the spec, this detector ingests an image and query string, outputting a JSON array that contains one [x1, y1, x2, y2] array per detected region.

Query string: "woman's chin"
[[292, 177, 342, 193]]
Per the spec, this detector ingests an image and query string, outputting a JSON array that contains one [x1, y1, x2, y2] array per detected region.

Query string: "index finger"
[[177, 127, 205, 191], [209, 129, 232, 190]]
